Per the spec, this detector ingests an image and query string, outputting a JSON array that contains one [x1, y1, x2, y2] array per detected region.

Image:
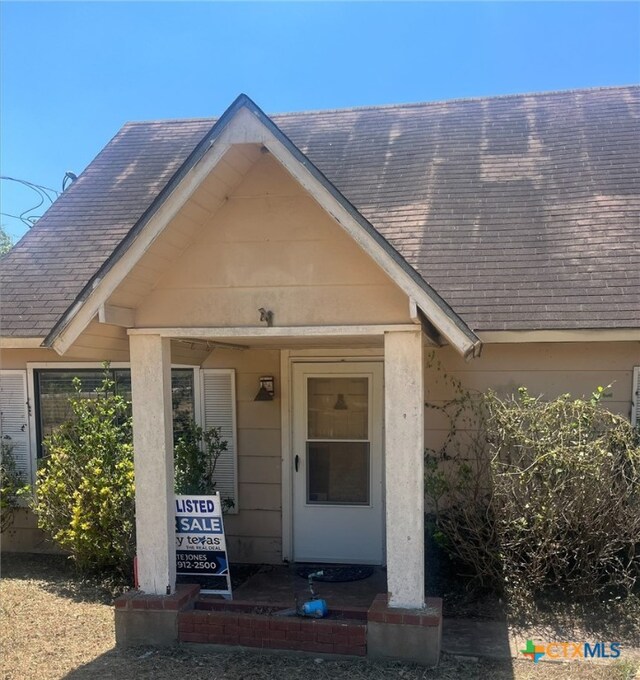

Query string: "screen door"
[[292, 362, 383, 564]]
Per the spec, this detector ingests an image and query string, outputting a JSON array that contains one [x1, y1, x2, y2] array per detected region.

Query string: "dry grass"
[[1, 554, 638, 680]]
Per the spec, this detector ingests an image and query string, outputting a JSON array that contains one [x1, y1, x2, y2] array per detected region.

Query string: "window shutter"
[[200, 369, 237, 510], [0, 370, 31, 482], [632, 366, 639, 427]]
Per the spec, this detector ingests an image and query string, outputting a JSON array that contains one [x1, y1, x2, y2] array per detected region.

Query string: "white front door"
[[292, 362, 384, 564]]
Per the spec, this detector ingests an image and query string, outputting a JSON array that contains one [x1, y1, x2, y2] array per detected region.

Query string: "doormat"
[[296, 565, 374, 583]]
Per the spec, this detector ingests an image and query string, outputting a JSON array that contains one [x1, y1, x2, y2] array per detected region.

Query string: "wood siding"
[[134, 153, 411, 328], [201, 348, 282, 564]]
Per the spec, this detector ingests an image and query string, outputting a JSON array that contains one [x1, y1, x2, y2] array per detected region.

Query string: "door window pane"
[[307, 441, 370, 505], [307, 377, 368, 440]]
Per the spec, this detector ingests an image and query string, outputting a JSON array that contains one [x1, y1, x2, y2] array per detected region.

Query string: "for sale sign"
[[175, 493, 232, 597]]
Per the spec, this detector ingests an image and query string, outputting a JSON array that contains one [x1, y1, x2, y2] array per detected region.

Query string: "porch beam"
[[384, 329, 425, 609], [130, 334, 176, 595], [128, 324, 419, 339]]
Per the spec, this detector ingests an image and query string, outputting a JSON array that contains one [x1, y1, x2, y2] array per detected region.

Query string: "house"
[[0, 86, 639, 657]]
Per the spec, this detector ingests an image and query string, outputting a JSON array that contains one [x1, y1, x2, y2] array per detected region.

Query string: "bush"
[[174, 421, 234, 511], [0, 439, 27, 533], [489, 387, 640, 595], [33, 369, 135, 578], [427, 376, 640, 599]]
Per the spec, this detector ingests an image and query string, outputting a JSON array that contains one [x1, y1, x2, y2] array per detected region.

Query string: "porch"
[[116, 560, 442, 664], [119, 323, 443, 663], [130, 325, 427, 604], [68, 102, 484, 666], [231, 564, 387, 608]]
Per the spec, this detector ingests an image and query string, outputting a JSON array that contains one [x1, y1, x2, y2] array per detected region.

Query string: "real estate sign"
[[175, 493, 232, 597]]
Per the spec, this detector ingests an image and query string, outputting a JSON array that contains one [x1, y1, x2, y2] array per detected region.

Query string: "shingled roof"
[[1, 85, 639, 338]]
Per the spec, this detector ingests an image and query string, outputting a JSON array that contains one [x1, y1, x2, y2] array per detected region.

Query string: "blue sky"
[[1, 2, 638, 241]]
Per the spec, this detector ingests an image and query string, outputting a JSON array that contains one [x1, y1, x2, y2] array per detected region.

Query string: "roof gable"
[[40, 95, 480, 357], [129, 152, 418, 329]]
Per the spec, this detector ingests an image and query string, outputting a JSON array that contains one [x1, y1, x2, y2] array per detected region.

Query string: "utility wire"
[[0, 176, 62, 229]]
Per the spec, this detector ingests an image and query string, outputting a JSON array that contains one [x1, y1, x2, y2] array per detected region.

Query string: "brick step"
[[179, 608, 367, 656]]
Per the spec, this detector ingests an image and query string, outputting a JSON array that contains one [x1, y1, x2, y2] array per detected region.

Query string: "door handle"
[[295, 454, 300, 472]]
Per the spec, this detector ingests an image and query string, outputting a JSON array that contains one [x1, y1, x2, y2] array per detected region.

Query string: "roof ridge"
[[271, 84, 640, 117], [123, 117, 216, 127], [122, 84, 639, 126]]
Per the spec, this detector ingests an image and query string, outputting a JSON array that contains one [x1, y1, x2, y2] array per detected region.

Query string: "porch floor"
[[220, 564, 387, 609]]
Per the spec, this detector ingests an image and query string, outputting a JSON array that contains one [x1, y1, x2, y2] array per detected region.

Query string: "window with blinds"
[[0, 367, 238, 506], [33, 367, 196, 459]]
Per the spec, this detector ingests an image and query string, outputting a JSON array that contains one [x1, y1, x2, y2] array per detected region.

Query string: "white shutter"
[[200, 369, 237, 511], [0, 370, 31, 482], [632, 366, 639, 427]]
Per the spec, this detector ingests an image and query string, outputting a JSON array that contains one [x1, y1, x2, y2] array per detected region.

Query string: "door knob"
[[295, 454, 300, 472]]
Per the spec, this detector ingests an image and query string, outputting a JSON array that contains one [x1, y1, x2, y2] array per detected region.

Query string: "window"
[[305, 376, 371, 506], [34, 367, 195, 458], [24, 364, 237, 509]]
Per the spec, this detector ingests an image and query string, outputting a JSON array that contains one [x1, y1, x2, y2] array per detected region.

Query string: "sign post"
[[175, 492, 232, 597]]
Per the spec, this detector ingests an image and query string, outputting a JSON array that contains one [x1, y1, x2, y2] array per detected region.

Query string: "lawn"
[[0, 553, 638, 680]]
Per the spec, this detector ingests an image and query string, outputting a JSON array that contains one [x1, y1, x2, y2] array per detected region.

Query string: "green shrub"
[[174, 420, 234, 511], [0, 439, 27, 533], [487, 387, 640, 596], [427, 370, 640, 599], [33, 369, 135, 578]]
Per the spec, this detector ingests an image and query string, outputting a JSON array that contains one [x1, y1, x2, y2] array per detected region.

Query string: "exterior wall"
[[424, 341, 639, 454], [134, 153, 412, 328], [2, 340, 637, 559], [201, 348, 282, 564], [1, 508, 61, 553]]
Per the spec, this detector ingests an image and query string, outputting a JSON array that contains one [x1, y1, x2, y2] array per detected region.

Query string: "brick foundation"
[[114, 589, 442, 665], [115, 583, 201, 611], [366, 593, 443, 666], [114, 584, 201, 647], [179, 600, 368, 656]]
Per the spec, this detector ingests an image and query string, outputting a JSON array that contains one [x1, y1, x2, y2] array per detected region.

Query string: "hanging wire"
[[0, 175, 62, 229]]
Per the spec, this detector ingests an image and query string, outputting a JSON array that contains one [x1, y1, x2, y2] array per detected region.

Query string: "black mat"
[[296, 565, 374, 583]]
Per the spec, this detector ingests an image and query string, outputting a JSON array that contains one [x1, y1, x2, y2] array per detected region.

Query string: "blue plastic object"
[[301, 598, 328, 618]]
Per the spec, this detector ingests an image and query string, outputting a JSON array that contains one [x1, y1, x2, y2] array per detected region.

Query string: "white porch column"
[[384, 329, 425, 609], [130, 334, 176, 595]]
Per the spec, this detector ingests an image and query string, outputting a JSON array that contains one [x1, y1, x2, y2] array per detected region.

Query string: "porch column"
[[130, 333, 176, 595], [384, 329, 425, 609]]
